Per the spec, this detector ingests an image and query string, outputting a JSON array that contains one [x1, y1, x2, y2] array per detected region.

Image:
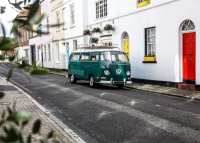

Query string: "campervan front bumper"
[[99, 78, 132, 85]]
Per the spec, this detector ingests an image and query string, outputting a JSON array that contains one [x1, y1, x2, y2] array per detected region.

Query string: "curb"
[[126, 86, 200, 102], [0, 74, 86, 143], [49, 72, 67, 77], [49, 72, 200, 102]]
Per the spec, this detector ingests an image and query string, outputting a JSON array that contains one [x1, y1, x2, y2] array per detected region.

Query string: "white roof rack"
[[72, 46, 121, 53]]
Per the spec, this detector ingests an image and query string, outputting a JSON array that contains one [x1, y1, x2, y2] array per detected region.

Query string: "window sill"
[[56, 61, 60, 64], [56, 29, 60, 32], [95, 16, 108, 21], [137, 0, 150, 8], [70, 25, 75, 29], [143, 61, 157, 63]]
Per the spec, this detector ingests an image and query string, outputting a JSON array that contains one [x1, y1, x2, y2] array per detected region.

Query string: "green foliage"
[[0, 55, 5, 61], [92, 27, 101, 33], [32, 119, 41, 134], [104, 24, 114, 31], [8, 56, 15, 62], [83, 29, 91, 35], [30, 62, 49, 75], [91, 37, 99, 43], [0, 1, 60, 142], [0, 92, 4, 99]]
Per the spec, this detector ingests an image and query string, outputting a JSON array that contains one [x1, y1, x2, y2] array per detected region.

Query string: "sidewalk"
[[126, 83, 200, 101], [0, 78, 78, 143], [50, 71, 200, 102]]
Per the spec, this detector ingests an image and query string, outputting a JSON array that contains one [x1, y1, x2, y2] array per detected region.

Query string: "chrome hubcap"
[[71, 75, 74, 81], [90, 77, 94, 86]]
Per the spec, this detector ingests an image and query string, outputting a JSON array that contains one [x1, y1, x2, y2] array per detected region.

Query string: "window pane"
[[90, 53, 99, 61], [71, 54, 80, 61], [80, 53, 89, 61]]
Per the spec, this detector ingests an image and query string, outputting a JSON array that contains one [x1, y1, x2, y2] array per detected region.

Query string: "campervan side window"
[[80, 53, 90, 61], [71, 53, 80, 61], [90, 53, 99, 62]]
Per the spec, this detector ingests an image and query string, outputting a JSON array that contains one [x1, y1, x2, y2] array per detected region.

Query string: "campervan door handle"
[[86, 65, 90, 68]]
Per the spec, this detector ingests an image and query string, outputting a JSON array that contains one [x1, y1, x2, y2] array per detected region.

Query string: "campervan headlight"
[[126, 71, 131, 76], [104, 70, 110, 76]]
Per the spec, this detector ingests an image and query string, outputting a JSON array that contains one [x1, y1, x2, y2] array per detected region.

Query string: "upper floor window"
[[137, 0, 150, 8], [96, 0, 107, 19], [48, 43, 51, 60], [21, 34, 23, 43], [56, 12, 60, 31], [30, 30, 32, 38], [70, 4, 75, 25], [24, 32, 26, 41], [47, 16, 49, 33], [27, 31, 29, 40], [145, 27, 156, 57]]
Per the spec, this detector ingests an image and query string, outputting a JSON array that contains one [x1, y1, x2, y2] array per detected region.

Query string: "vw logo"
[[116, 69, 121, 75]]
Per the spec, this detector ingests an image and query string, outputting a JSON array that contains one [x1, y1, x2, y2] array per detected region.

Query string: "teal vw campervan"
[[68, 46, 132, 88]]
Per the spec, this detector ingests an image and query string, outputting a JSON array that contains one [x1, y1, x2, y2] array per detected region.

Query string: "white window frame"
[[22, 33, 23, 43], [47, 16, 49, 33], [56, 43, 59, 63], [56, 12, 60, 31], [63, 8, 67, 29], [70, 4, 75, 26], [48, 43, 51, 60], [30, 30, 32, 38], [24, 32, 26, 41], [27, 31, 29, 40], [146, 27, 156, 56], [44, 44, 47, 60], [96, 0, 107, 19], [38, 46, 40, 60]]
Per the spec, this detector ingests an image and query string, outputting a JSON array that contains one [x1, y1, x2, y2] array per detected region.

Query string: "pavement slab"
[[0, 78, 77, 143]]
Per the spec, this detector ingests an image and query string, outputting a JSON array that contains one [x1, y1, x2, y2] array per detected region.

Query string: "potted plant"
[[91, 37, 99, 43], [92, 27, 101, 33], [104, 24, 114, 31], [83, 30, 91, 35], [143, 54, 156, 61]]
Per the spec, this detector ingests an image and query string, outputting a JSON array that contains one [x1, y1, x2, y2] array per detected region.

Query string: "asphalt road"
[[1, 62, 200, 143]]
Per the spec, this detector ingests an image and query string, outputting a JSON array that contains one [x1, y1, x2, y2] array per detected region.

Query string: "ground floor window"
[[37, 46, 40, 60], [44, 44, 47, 60], [48, 43, 51, 60], [56, 43, 59, 62], [145, 27, 156, 56]]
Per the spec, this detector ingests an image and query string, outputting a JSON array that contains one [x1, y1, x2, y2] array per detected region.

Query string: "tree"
[[0, 0, 61, 142]]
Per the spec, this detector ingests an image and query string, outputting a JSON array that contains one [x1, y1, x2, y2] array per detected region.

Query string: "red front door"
[[183, 32, 196, 80]]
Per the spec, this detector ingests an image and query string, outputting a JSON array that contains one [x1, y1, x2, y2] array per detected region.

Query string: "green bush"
[[0, 55, 5, 61]]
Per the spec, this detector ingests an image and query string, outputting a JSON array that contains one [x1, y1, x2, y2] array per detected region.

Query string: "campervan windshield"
[[100, 51, 129, 63]]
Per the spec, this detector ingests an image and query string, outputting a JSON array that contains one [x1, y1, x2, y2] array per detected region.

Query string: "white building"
[[85, 0, 200, 89], [63, 0, 88, 69]]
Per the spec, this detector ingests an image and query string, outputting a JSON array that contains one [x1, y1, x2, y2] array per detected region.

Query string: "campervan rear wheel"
[[70, 74, 77, 84], [117, 84, 124, 89], [89, 75, 96, 87]]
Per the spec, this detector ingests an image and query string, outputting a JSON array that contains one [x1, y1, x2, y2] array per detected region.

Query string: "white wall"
[[86, 0, 200, 85]]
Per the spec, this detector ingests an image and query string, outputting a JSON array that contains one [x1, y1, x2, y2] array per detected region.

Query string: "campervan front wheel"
[[89, 75, 96, 87], [70, 74, 77, 84]]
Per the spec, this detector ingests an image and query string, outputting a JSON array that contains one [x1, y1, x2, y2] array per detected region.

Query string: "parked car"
[[68, 47, 132, 88]]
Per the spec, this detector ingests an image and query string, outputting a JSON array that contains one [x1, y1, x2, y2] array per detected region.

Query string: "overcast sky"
[[0, 0, 35, 37]]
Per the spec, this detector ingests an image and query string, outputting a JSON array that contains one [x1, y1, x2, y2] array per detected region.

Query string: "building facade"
[[29, 0, 53, 69], [63, 0, 88, 69], [85, 0, 200, 89], [51, 0, 65, 70], [14, 4, 40, 64]]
